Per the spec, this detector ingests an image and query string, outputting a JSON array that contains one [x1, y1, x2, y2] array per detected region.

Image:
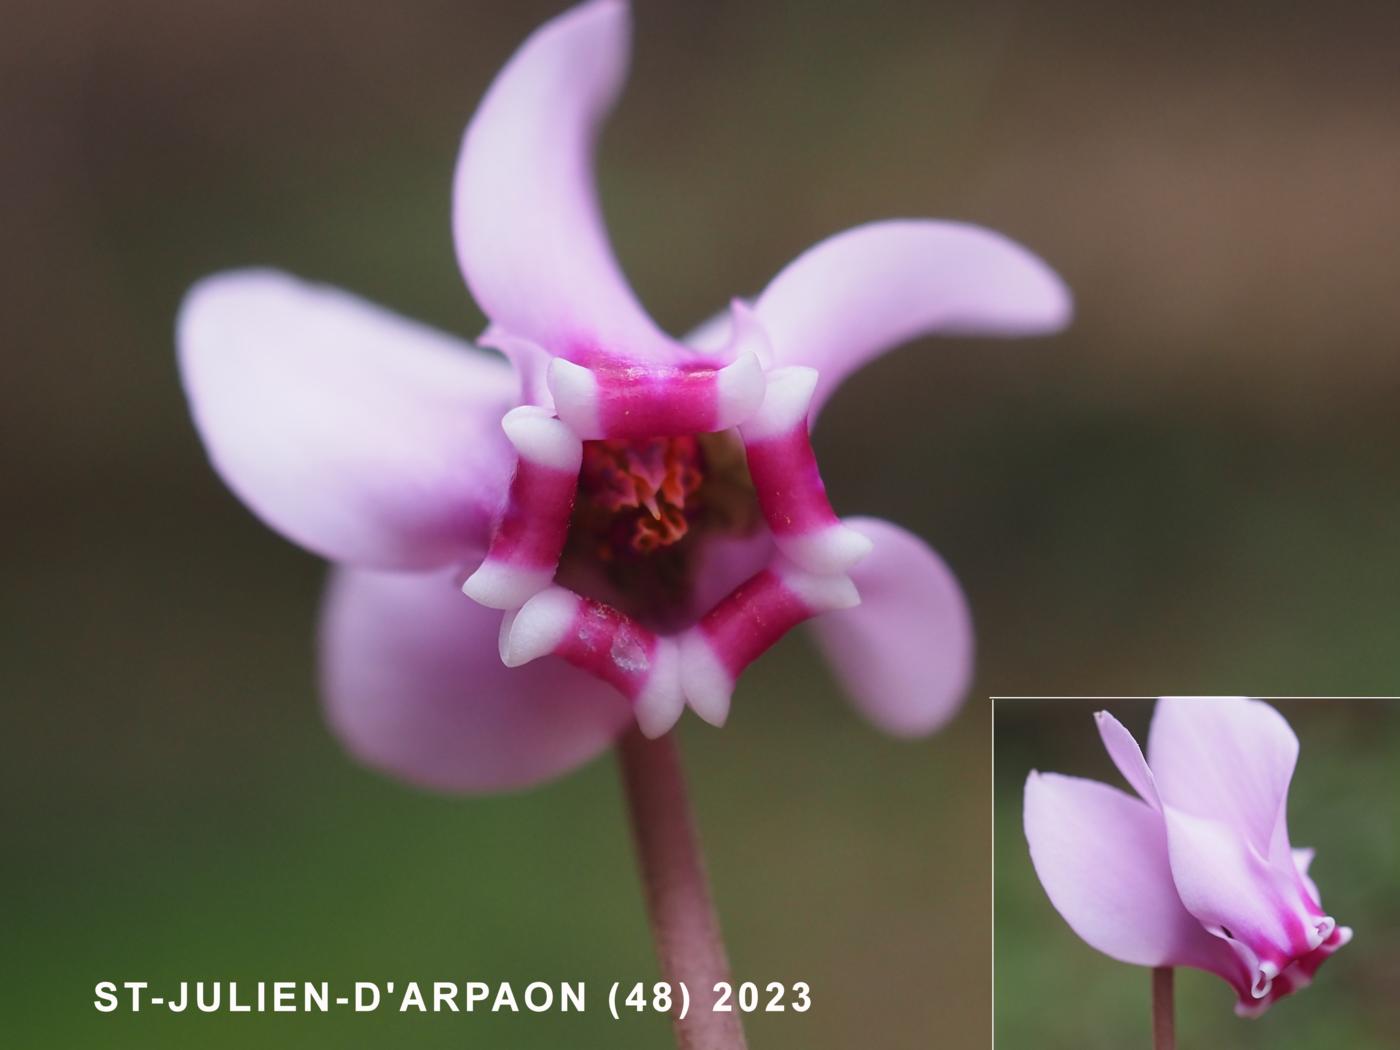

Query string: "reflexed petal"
[[453, 0, 683, 363], [1094, 710, 1159, 808], [807, 517, 971, 736], [1147, 697, 1299, 855], [320, 566, 632, 793], [753, 220, 1072, 413], [1024, 772, 1235, 972], [178, 270, 516, 569]]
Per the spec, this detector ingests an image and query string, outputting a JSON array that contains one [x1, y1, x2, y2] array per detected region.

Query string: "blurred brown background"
[[4, 1, 1399, 1047]]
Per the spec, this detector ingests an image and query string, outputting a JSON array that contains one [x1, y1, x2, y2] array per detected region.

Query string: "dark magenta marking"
[[1297, 928, 1344, 979], [486, 459, 577, 569], [744, 425, 840, 536], [556, 598, 657, 700], [1278, 907, 1312, 958], [596, 364, 719, 437], [699, 569, 813, 679]]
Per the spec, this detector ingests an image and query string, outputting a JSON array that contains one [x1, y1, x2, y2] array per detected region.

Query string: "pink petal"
[[178, 270, 517, 570], [1094, 710, 1160, 808], [1024, 771, 1238, 973], [682, 306, 734, 353], [1147, 697, 1299, 855], [1293, 847, 1321, 905], [753, 220, 1071, 413], [806, 517, 971, 736], [1160, 805, 1335, 997], [320, 566, 631, 793], [1144, 700, 1341, 1007], [453, 0, 683, 364]]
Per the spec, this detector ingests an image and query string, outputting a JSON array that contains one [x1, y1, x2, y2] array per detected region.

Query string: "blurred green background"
[[996, 700, 1400, 1048], [4, 0, 1399, 1047]]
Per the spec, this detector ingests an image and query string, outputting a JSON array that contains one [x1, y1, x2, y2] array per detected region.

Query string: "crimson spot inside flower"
[[559, 431, 761, 629]]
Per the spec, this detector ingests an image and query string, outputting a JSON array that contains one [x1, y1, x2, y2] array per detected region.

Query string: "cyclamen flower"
[[178, 0, 1070, 792], [1025, 698, 1351, 1017]]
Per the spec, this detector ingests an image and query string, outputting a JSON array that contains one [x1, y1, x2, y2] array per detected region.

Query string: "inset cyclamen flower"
[[178, 0, 1070, 792], [1025, 697, 1351, 1018]]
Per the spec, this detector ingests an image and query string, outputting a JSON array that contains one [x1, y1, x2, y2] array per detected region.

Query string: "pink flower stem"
[[1153, 967, 1175, 1050], [618, 727, 749, 1050]]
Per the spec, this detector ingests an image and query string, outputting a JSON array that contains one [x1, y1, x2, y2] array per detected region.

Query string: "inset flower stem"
[[1153, 966, 1175, 1050], [618, 728, 749, 1050]]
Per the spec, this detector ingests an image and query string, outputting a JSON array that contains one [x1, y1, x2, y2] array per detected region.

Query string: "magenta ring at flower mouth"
[[462, 341, 870, 738]]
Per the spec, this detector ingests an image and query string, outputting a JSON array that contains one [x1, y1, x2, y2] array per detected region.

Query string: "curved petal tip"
[[321, 567, 630, 794], [807, 517, 972, 737], [453, 0, 679, 363], [753, 219, 1073, 412], [177, 269, 516, 570]]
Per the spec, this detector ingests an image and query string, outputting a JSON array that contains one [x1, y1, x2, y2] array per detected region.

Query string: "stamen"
[[579, 436, 704, 555]]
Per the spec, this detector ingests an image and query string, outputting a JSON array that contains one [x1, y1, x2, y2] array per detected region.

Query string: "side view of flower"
[[1024, 697, 1351, 1019], [178, 0, 1070, 793]]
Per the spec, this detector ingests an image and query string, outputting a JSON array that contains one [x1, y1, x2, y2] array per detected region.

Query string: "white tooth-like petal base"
[[462, 560, 556, 611], [1253, 961, 1279, 999], [778, 563, 862, 613], [546, 357, 602, 439], [634, 638, 685, 738], [1307, 917, 1335, 951], [498, 585, 579, 667], [712, 350, 767, 430], [739, 365, 818, 442], [776, 523, 875, 575], [501, 404, 582, 471], [679, 630, 734, 727]]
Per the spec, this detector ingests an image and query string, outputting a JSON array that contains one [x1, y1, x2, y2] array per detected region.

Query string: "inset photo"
[[995, 697, 1400, 1049]]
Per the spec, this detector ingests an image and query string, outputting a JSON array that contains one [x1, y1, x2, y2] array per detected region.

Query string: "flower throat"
[[558, 431, 761, 630]]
